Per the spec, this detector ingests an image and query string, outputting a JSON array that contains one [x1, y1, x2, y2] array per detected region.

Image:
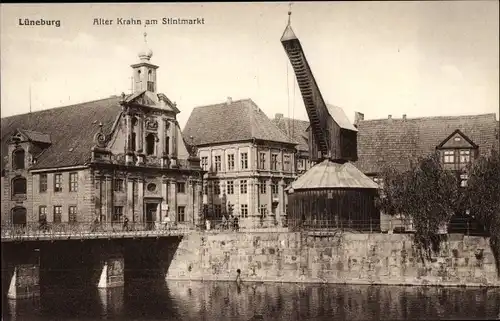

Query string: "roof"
[[1, 96, 122, 170], [183, 99, 296, 146], [272, 112, 499, 174], [326, 104, 358, 132], [18, 129, 52, 144], [357, 113, 499, 174], [271, 116, 309, 152], [281, 23, 297, 42], [288, 159, 379, 190]]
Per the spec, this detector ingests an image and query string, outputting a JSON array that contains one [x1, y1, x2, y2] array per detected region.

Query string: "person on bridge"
[[39, 214, 48, 232], [91, 216, 99, 232], [163, 215, 171, 229], [123, 216, 129, 231]]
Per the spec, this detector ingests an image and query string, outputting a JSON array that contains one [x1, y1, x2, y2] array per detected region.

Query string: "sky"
[[1, 2, 499, 129]]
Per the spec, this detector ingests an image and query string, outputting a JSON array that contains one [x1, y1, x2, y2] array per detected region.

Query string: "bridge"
[[1, 221, 192, 242]]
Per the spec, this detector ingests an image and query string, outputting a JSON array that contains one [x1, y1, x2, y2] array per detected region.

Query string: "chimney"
[[388, 115, 392, 120], [354, 112, 364, 125], [402, 114, 407, 121], [226, 97, 232, 105], [275, 113, 284, 121]]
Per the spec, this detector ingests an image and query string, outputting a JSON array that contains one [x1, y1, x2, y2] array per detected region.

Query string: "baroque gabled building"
[[182, 98, 297, 227], [1, 34, 204, 228]]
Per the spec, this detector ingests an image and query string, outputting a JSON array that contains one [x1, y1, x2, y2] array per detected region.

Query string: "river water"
[[2, 280, 500, 321]]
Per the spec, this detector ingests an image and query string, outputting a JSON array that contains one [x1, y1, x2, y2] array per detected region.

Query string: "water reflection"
[[2, 281, 500, 320]]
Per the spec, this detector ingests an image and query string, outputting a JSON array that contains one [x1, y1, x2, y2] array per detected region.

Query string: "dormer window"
[[12, 148, 25, 170]]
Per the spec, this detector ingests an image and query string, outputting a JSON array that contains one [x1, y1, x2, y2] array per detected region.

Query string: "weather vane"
[[288, 3, 293, 24]]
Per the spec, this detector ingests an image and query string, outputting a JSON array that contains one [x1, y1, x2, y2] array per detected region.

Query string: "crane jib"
[[281, 37, 330, 158]]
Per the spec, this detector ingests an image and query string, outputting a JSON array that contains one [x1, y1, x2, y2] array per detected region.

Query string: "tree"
[[466, 149, 500, 275], [379, 153, 460, 261]]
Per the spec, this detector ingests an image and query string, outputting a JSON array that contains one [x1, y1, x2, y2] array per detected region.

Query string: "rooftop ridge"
[[1, 95, 122, 120], [359, 113, 498, 122], [191, 98, 253, 110]]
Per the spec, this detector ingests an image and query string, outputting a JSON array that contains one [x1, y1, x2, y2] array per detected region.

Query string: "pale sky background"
[[1, 2, 499, 129]]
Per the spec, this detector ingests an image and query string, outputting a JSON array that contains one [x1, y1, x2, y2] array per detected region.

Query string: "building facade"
[[183, 98, 297, 226], [271, 113, 314, 175], [1, 37, 204, 229]]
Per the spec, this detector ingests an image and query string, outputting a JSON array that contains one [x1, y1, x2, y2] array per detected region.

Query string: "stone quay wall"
[[166, 232, 500, 287]]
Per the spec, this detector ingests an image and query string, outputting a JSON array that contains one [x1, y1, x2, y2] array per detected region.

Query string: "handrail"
[[1, 221, 193, 241], [1, 217, 487, 241]]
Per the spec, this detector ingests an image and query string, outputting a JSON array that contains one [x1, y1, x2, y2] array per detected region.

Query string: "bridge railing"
[[1, 221, 193, 240], [198, 217, 488, 235]]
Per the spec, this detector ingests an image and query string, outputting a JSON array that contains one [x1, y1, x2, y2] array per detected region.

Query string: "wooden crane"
[[281, 9, 379, 232], [281, 10, 358, 164]]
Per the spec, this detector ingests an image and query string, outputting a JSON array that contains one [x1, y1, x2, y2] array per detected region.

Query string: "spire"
[[281, 3, 297, 42], [138, 28, 153, 61]]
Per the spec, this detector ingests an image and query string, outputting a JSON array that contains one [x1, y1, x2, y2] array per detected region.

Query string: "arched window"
[[165, 136, 170, 155], [148, 70, 153, 81], [146, 133, 156, 155], [12, 176, 27, 197], [11, 206, 27, 226], [12, 149, 25, 170]]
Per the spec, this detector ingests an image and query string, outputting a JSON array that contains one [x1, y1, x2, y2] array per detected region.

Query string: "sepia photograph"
[[1, 2, 499, 320]]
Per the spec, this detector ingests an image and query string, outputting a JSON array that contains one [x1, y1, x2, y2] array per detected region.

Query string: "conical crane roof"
[[287, 159, 379, 191]]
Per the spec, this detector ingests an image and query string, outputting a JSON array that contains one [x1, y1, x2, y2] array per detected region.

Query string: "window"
[[114, 179, 124, 192], [39, 206, 47, 221], [460, 174, 468, 187], [131, 132, 137, 151], [227, 154, 235, 171], [240, 180, 247, 194], [12, 177, 27, 197], [147, 183, 157, 192], [54, 174, 62, 192], [283, 155, 291, 172], [177, 206, 185, 222], [39, 174, 47, 193], [459, 150, 471, 163], [241, 152, 248, 169], [373, 177, 384, 189], [259, 205, 267, 217], [53, 206, 62, 223], [201, 156, 208, 170], [69, 206, 77, 223], [12, 149, 25, 170], [69, 172, 78, 192], [147, 71, 154, 91], [297, 159, 304, 170], [214, 204, 222, 218], [146, 133, 156, 155], [177, 182, 186, 193], [271, 154, 278, 170], [227, 181, 234, 195], [214, 181, 221, 195], [259, 152, 266, 169], [443, 150, 455, 164], [204, 184, 208, 195], [113, 206, 123, 222], [241, 204, 248, 218], [259, 180, 267, 194], [214, 155, 221, 172], [271, 182, 279, 195]]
